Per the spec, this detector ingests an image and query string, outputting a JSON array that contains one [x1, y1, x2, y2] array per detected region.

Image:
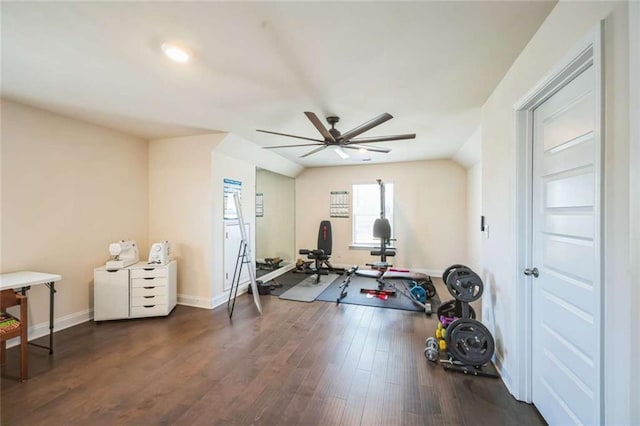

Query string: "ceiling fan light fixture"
[[161, 43, 193, 63], [334, 147, 349, 159]]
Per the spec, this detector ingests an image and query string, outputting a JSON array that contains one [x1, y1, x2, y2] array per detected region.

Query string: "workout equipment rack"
[[227, 191, 262, 319], [424, 264, 496, 377]]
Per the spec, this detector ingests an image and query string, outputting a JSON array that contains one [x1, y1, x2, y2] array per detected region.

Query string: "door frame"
[[512, 21, 604, 414], [630, 2, 640, 421]]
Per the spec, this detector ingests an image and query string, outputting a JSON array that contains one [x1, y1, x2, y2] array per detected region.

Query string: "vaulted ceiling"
[[1, 1, 556, 167]]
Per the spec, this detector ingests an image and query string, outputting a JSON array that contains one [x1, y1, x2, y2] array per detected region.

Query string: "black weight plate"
[[418, 279, 437, 299], [442, 264, 469, 285], [425, 282, 436, 299], [436, 299, 476, 320], [445, 319, 495, 366], [446, 269, 483, 302]]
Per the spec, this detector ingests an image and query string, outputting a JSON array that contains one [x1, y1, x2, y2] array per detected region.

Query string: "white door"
[[224, 222, 251, 291], [531, 65, 602, 424]]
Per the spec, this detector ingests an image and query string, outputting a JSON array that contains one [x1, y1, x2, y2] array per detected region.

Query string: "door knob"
[[524, 267, 539, 278]]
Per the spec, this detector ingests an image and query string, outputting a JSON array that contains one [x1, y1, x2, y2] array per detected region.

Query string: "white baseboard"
[[5, 308, 93, 348], [177, 294, 215, 309], [178, 284, 251, 311], [493, 350, 511, 392], [256, 263, 296, 282]]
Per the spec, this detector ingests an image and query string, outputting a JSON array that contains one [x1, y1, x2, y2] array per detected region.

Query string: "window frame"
[[351, 181, 394, 248]]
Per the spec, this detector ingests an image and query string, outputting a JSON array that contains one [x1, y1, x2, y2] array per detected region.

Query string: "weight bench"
[[298, 220, 334, 283]]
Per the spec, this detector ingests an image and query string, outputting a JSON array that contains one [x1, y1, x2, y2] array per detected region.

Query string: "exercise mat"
[[316, 274, 441, 313], [278, 273, 337, 303], [263, 271, 310, 296]]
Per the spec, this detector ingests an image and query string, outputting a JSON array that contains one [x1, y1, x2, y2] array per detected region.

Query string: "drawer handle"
[[143, 268, 155, 271], [143, 305, 155, 308], [144, 296, 155, 299], [143, 286, 155, 290], [143, 277, 155, 280]]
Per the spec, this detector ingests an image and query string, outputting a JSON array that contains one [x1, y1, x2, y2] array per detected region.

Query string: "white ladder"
[[227, 191, 262, 318]]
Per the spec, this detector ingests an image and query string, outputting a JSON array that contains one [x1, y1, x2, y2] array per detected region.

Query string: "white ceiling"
[[1, 1, 555, 168]]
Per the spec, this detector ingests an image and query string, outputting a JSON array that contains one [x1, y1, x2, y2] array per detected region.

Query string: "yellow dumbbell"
[[438, 339, 447, 351]]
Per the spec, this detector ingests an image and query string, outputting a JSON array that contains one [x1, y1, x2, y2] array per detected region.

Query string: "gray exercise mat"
[[278, 274, 337, 302], [263, 271, 309, 296], [316, 274, 441, 312]]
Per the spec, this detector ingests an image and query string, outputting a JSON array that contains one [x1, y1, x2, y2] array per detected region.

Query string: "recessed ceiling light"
[[161, 43, 193, 63], [359, 148, 368, 153]]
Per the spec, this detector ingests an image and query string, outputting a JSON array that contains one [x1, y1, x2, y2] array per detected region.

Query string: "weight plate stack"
[[445, 268, 484, 302], [436, 299, 476, 320], [444, 318, 495, 366], [442, 264, 469, 285]]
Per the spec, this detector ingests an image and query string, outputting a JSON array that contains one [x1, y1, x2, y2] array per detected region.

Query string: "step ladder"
[[227, 191, 262, 319]]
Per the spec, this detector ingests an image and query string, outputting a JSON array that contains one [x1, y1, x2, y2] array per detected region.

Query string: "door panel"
[[544, 212, 594, 239], [542, 270, 594, 315], [532, 64, 601, 425], [542, 94, 594, 151], [543, 134, 594, 175], [543, 236, 594, 281], [544, 172, 595, 208]]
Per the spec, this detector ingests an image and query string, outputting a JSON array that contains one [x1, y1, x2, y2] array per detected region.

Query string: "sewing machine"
[[148, 241, 171, 265], [106, 240, 139, 270]]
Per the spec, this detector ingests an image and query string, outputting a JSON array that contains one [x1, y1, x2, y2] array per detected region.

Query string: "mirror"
[[255, 168, 295, 275]]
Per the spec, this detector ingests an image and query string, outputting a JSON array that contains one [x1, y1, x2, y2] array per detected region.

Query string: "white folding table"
[[0, 271, 61, 354]]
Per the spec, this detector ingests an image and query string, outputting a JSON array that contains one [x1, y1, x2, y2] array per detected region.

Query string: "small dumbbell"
[[424, 337, 439, 362], [440, 315, 457, 328], [438, 338, 447, 351]]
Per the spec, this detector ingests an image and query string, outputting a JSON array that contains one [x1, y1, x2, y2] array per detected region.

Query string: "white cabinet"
[[94, 260, 177, 321], [94, 269, 130, 320]]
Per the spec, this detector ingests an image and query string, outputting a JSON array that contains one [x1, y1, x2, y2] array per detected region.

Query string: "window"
[[352, 182, 394, 246]]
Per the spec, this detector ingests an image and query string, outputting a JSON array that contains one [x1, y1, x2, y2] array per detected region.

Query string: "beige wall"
[[1, 100, 148, 328], [149, 133, 297, 308], [481, 1, 631, 422], [466, 162, 482, 273], [255, 169, 295, 262], [295, 160, 467, 273], [148, 134, 225, 304]]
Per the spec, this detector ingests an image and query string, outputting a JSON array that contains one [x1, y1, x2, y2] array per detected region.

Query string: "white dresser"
[[94, 260, 177, 321]]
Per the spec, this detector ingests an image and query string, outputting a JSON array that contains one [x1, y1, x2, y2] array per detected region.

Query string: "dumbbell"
[[424, 337, 439, 362]]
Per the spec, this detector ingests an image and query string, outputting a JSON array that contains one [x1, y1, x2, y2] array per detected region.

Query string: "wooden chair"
[[0, 289, 28, 381]]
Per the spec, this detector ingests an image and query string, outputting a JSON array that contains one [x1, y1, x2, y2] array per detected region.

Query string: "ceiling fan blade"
[[256, 129, 324, 143], [304, 112, 335, 142], [346, 133, 416, 143], [300, 145, 328, 158], [263, 143, 325, 149], [341, 145, 391, 154], [340, 113, 393, 141]]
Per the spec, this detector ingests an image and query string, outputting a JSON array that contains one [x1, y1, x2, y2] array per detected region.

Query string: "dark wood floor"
[[1, 290, 545, 425]]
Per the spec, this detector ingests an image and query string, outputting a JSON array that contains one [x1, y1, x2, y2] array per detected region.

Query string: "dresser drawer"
[[131, 267, 167, 279], [131, 304, 168, 317], [131, 294, 168, 307], [131, 277, 168, 288], [131, 285, 168, 297]]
